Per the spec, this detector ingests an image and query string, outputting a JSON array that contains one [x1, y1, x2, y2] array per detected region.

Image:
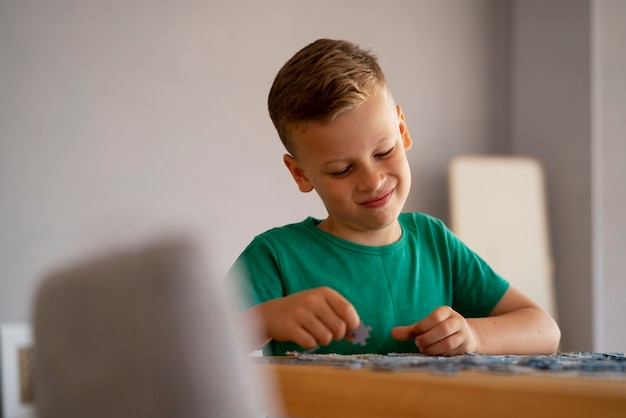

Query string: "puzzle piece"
[[345, 322, 371, 346]]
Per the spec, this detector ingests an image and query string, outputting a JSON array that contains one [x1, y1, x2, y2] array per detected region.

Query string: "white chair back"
[[449, 155, 557, 318]]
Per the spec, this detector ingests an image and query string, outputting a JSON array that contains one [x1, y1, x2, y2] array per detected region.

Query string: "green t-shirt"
[[227, 212, 509, 355]]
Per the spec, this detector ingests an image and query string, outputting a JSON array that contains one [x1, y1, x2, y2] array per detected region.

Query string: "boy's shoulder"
[[258, 217, 316, 237], [249, 217, 319, 247], [398, 211, 447, 230]]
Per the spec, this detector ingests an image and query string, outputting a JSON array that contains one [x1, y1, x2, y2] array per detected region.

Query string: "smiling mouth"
[[360, 190, 393, 208]]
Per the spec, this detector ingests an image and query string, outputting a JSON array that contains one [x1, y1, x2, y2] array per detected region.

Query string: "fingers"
[[417, 330, 468, 356], [390, 324, 418, 341], [298, 303, 346, 346], [287, 322, 322, 349], [301, 321, 334, 348], [391, 306, 455, 342], [415, 306, 464, 355], [392, 306, 477, 356], [322, 287, 361, 332], [263, 287, 359, 349], [312, 287, 361, 343]]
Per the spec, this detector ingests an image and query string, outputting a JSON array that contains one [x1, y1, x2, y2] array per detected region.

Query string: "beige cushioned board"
[[449, 155, 557, 318]]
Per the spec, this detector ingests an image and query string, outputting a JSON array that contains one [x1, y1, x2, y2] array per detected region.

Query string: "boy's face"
[[283, 89, 413, 244]]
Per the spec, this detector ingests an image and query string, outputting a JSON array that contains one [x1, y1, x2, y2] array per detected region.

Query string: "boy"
[[227, 38, 560, 356]]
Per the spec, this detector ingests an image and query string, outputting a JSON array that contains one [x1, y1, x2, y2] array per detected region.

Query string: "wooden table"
[[253, 359, 626, 417]]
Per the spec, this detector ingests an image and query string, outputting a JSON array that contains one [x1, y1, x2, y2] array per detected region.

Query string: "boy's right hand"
[[256, 286, 360, 350]]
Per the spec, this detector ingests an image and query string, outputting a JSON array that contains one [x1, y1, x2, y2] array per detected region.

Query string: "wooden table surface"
[[253, 359, 626, 418]]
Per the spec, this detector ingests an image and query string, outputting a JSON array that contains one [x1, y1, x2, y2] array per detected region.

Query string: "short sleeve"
[[223, 236, 285, 312], [443, 224, 510, 317]]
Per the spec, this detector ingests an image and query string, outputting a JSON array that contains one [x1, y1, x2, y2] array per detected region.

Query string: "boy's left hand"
[[391, 306, 478, 355]]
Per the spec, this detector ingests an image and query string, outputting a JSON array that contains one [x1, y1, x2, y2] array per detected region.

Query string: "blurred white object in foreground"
[[33, 237, 279, 418]]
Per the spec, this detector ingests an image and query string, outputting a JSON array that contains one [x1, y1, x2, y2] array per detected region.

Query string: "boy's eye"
[[376, 146, 395, 158], [329, 166, 352, 178]]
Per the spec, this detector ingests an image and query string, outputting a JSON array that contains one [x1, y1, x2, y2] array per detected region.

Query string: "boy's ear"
[[283, 154, 314, 193], [397, 105, 413, 151]]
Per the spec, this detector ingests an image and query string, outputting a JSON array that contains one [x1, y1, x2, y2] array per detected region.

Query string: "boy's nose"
[[358, 167, 385, 191]]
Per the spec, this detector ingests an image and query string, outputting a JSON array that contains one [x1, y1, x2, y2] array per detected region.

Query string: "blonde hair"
[[268, 39, 388, 155]]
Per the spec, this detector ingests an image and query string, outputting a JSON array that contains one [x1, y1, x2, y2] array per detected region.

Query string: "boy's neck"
[[317, 218, 402, 246]]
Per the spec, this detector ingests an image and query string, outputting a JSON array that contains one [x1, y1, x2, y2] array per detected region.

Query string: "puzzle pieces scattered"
[[286, 352, 626, 377], [345, 322, 371, 346]]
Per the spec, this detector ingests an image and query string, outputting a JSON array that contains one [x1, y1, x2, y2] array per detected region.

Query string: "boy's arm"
[[240, 287, 361, 352], [469, 286, 560, 354], [392, 286, 561, 355]]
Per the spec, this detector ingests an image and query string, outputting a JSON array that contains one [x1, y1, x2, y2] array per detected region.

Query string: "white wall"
[[594, 0, 626, 352], [511, 0, 594, 351], [5, 1, 623, 352], [511, 0, 626, 352], [0, 0, 508, 321]]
